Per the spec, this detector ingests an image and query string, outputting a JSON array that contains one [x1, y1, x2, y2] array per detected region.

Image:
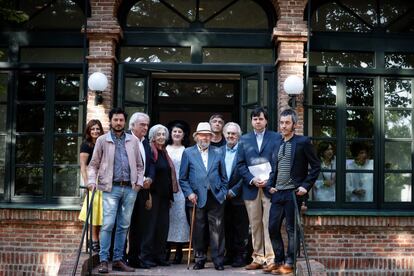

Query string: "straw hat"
[[192, 122, 213, 138]]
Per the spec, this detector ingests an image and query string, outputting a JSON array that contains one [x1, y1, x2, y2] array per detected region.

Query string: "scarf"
[[150, 142, 179, 193]]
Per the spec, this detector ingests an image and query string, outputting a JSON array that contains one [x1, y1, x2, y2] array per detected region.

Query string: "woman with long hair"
[[78, 119, 104, 252]]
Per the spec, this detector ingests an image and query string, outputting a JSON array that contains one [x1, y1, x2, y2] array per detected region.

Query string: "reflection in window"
[[384, 110, 412, 139], [384, 173, 412, 202], [312, 141, 336, 202], [384, 79, 412, 108], [0, 48, 7, 62], [311, 77, 336, 106], [53, 167, 79, 196], [125, 77, 145, 102], [385, 53, 414, 69], [203, 48, 272, 64], [55, 74, 82, 101], [54, 105, 81, 133], [311, 108, 336, 137], [20, 48, 83, 63], [121, 47, 191, 63], [16, 136, 44, 163], [346, 78, 374, 107], [385, 142, 411, 170], [15, 168, 43, 196], [346, 110, 374, 138], [310, 52, 374, 68]]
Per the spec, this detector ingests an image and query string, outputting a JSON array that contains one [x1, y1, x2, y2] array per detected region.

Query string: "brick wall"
[[0, 209, 82, 275], [303, 215, 414, 275]]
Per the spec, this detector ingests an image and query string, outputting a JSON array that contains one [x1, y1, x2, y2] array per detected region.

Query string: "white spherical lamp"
[[283, 75, 303, 95], [88, 72, 108, 105]]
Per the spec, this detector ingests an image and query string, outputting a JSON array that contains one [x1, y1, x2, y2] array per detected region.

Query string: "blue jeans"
[[99, 185, 138, 262], [268, 189, 300, 265]]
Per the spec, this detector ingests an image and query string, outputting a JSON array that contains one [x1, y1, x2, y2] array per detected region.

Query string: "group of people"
[[79, 106, 322, 275]]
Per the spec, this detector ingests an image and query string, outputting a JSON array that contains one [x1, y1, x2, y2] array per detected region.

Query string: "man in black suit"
[[266, 109, 320, 274], [221, 122, 250, 268], [127, 112, 156, 269]]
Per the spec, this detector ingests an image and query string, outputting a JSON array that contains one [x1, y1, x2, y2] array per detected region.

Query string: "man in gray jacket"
[[88, 108, 144, 273]]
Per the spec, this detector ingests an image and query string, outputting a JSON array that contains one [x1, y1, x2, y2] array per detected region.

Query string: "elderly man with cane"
[[179, 122, 228, 271]]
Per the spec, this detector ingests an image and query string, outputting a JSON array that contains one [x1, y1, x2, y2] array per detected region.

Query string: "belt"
[[113, 181, 131, 187]]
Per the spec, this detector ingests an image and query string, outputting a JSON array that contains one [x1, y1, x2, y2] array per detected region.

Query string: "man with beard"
[[267, 109, 320, 275], [179, 122, 228, 270], [209, 114, 226, 147], [88, 108, 144, 274]]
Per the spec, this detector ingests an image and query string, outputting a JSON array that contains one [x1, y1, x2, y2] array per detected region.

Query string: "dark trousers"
[[224, 200, 249, 261], [127, 190, 148, 262], [193, 191, 225, 265], [268, 189, 300, 265]]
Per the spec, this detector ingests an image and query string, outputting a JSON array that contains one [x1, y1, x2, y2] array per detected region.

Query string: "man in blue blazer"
[[180, 122, 228, 271], [221, 122, 250, 268], [237, 107, 281, 270], [266, 109, 320, 275]]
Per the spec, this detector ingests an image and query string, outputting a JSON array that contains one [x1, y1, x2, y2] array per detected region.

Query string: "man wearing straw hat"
[[179, 122, 228, 271]]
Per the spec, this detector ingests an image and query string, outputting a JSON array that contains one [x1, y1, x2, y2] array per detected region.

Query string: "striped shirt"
[[276, 140, 295, 190]]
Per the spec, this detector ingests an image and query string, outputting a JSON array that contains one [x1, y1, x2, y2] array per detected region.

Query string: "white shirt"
[[198, 146, 208, 170], [132, 132, 146, 173], [254, 130, 265, 151]]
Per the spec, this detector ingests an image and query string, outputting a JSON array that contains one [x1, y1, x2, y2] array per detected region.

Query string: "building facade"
[[0, 0, 413, 274]]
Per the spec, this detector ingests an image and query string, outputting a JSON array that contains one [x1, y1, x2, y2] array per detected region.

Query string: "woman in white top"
[[165, 121, 190, 264], [313, 141, 336, 202]]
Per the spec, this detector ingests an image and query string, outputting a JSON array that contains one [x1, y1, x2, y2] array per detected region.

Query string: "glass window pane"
[[55, 74, 82, 101], [17, 73, 46, 101], [204, 0, 268, 29], [198, 0, 234, 22], [384, 110, 412, 138], [245, 107, 254, 133], [164, 0, 196, 21], [121, 47, 191, 63], [16, 104, 45, 132], [0, 48, 7, 62], [312, 2, 371, 32], [22, 0, 83, 30], [310, 52, 374, 68], [311, 108, 337, 137], [0, 73, 8, 101], [345, 172, 373, 202], [263, 80, 268, 107], [384, 173, 412, 202], [125, 106, 146, 119], [55, 105, 81, 133], [247, 79, 258, 103], [0, 165, 4, 195], [381, 0, 414, 26], [312, 141, 336, 202], [125, 77, 145, 102], [53, 167, 79, 196], [20, 48, 83, 63], [311, 77, 336, 106], [345, 0, 377, 27], [385, 142, 412, 170], [16, 136, 44, 163], [346, 110, 374, 138], [385, 53, 414, 69], [346, 78, 374, 107], [203, 48, 273, 64], [15, 167, 43, 196], [127, 0, 189, 28], [54, 136, 80, 163], [0, 105, 6, 131], [0, 135, 5, 194], [346, 140, 374, 162], [384, 79, 412, 108]]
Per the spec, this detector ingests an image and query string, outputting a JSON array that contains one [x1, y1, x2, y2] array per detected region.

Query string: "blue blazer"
[[220, 144, 245, 205], [237, 130, 281, 200], [267, 134, 321, 201], [179, 145, 228, 208]]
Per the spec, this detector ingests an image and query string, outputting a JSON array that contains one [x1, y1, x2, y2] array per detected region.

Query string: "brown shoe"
[[112, 260, 135, 272], [271, 264, 293, 275], [263, 263, 281, 273], [98, 261, 108, 274], [245, 261, 263, 270]]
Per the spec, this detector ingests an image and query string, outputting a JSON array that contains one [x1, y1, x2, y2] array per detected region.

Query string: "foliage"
[[0, 0, 29, 25]]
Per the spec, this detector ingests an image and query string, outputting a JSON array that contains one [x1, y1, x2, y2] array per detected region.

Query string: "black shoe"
[[156, 259, 170, 266], [231, 256, 246, 267], [141, 259, 157, 267], [215, 264, 225, 270], [172, 249, 183, 264], [98, 261, 108, 273], [193, 261, 205, 270], [223, 255, 233, 265]]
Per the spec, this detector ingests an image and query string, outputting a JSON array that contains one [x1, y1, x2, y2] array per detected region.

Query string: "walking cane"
[[187, 203, 196, 270]]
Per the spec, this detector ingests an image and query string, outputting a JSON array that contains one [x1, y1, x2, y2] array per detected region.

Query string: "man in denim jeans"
[[88, 108, 144, 273]]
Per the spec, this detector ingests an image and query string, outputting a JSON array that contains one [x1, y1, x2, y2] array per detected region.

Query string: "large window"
[[308, 0, 414, 210], [0, 0, 86, 204]]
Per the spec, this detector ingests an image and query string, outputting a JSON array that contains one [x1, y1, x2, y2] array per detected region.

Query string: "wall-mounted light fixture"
[[283, 75, 303, 109], [88, 72, 108, 105]]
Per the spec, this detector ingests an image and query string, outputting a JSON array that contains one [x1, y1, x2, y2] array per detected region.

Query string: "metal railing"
[[72, 186, 96, 276]]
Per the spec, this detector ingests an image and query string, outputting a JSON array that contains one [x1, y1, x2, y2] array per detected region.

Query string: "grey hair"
[[223, 122, 242, 137], [148, 124, 169, 142], [128, 112, 150, 130], [280, 109, 298, 125]]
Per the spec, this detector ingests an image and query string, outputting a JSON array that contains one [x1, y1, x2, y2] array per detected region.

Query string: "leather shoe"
[[98, 261, 108, 273], [263, 263, 281, 273], [245, 261, 263, 270], [231, 256, 245, 267], [112, 260, 135, 272], [128, 259, 150, 269], [193, 261, 205, 270], [156, 259, 170, 266], [215, 264, 224, 270], [272, 264, 293, 275]]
